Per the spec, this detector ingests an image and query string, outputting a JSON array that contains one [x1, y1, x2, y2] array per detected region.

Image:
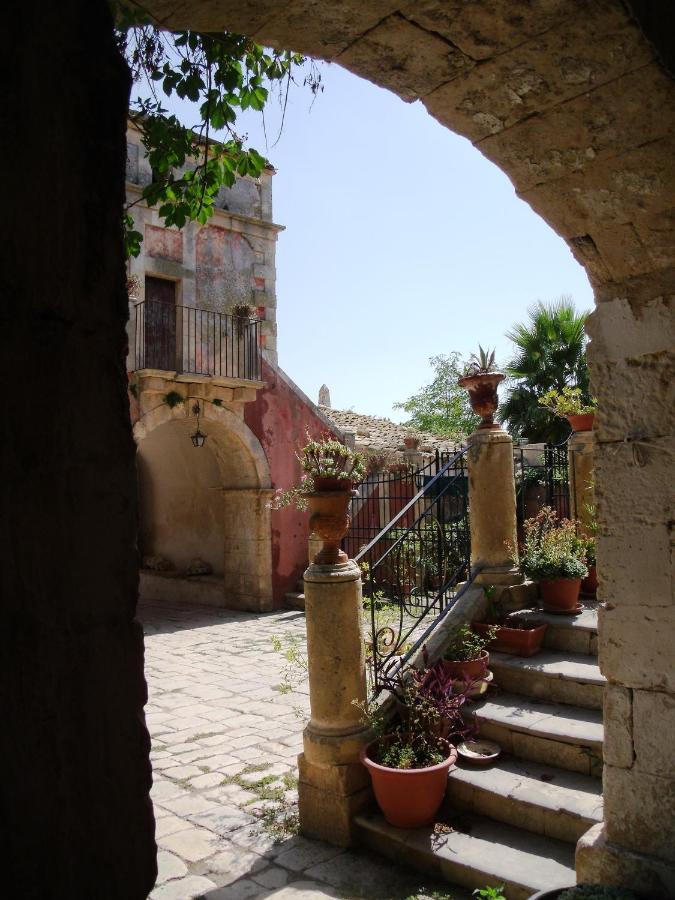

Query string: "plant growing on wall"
[[113, 3, 322, 257]]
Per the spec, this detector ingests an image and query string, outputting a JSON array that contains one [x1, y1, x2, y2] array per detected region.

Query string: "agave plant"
[[464, 345, 497, 377]]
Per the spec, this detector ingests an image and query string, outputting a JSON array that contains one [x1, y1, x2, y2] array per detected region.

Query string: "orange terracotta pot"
[[567, 412, 595, 432], [360, 738, 457, 828], [540, 578, 582, 611], [582, 564, 598, 595], [473, 621, 548, 657], [306, 489, 354, 565], [457, 372, 505, 428], [441, 650, 489, 681]]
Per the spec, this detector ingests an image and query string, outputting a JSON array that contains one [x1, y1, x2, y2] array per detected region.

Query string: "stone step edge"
[[354, 811, 576, 899], [448, 758, 603, 837], [473, 695, 603, 749], [489, 651, 606, 686]]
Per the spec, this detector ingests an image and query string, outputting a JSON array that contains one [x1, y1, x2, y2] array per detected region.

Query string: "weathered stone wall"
[[126, 125, 281, 360], [0, 2, 156, 896]]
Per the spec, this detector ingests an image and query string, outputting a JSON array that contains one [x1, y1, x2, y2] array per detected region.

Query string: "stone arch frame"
[[133, 399, 272, 490], [137, 2, 675, 888], [134, 400, 274, 611], [7, 4, 673, 897]]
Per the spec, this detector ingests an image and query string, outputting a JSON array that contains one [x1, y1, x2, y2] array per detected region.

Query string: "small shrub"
[[445, 624, 498, 662]]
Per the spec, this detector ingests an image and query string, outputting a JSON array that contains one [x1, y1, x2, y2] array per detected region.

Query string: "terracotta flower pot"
[[313, 476, 353, 492], [582, 564, 598, 595], [567, 412, 595, 432], [473, 621, 548, 657], [360, 737, 457, 828], [441, 649, 489, 681], [306, 489, 354, 565], [539, 578, 582, 611], [457, 372, 505, 428]]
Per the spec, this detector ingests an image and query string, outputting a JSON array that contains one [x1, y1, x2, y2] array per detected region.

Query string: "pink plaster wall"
[[245, 359, 341, 606], [145, 224, 183, 262]]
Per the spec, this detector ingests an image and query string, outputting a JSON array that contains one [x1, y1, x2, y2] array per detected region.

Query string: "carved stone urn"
[[457, 372, 505, 429], [306, 486, 356, 565]]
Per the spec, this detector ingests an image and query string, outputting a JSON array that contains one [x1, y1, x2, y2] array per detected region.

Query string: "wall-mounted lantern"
[[190, 402, 207, 448]]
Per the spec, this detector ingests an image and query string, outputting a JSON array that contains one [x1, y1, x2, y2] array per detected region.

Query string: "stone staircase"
[[355, 603, 604, 900]]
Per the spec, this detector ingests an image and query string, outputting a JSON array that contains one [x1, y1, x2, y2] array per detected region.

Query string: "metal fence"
[[514, 443, 570, 527], [352, 448, 472, 694], [132, 300, 262, 381]]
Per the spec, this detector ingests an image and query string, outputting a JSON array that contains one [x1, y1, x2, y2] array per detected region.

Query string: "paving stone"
[[150, 874, 217, 899], [160, 793, 220, 817], [251, 865, 290, 889], [275, 837, 346, 872], [259, 881, 342, 899], [155, 851, 187, 885], [189, 772, 224, 790], [155, 813, 191, 839], [205, 880, 271, 899], [158, 825, 224, 862], [203, 845, 266, 884]]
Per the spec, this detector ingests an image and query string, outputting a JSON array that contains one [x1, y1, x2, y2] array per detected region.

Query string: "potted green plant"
[[473, 587, 548, 657], [457, 346, 504, 429], [538, 386, 596, 433], [527, 884, 638, 900], [442, 623, 498, 692], [358, 660, 473, 828], [517, 507, 589, 612]]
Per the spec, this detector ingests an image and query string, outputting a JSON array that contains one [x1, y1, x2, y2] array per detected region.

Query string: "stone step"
[[355, 810, 575, 900], [489, 650, 606, 710], [448, 755, 603, 844], [284, 590, 305, 611], [539, 603, 599, 656], [472, 693, 603, 777]]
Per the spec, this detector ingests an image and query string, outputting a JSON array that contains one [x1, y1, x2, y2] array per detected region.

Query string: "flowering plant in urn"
[[457, 346, 504, 428]]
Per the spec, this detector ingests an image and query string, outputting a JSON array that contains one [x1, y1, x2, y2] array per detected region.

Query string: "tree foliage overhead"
[[394, 353, 479, 439], [498, 297, 591, 444], [113, 2, 321, 256]]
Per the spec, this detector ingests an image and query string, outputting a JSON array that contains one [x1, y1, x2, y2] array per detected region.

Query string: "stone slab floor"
[[141, 600, 470, 900]]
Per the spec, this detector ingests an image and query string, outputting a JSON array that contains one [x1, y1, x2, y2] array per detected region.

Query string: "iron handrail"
[[354, 445, 469, 568]]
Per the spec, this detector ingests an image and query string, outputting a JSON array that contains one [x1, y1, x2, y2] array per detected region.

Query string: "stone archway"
[[134, 401, 274, 611], [136, 1, 674, 888], [5, 2, 673, 897]]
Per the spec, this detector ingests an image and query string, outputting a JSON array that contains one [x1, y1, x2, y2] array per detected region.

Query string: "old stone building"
[[125, 121, 340, 610]]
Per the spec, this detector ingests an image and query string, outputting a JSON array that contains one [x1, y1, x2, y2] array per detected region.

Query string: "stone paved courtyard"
[[142, 600, 468, 900]]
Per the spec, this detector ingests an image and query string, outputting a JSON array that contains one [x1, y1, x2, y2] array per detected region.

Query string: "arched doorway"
[[134, 401, 274, 612]]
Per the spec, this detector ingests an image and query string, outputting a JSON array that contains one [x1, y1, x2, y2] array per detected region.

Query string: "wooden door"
[[144, 277, 176, 370]]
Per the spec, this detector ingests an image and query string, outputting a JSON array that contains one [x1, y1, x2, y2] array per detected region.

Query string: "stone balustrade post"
[[466, 426, 521, 585], [297, 558, 371, 846]]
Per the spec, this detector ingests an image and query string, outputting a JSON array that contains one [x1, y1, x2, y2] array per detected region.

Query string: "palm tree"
[[499, 297, 591, 444]]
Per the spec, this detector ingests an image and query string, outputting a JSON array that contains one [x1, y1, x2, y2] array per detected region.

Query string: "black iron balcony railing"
[[132, 300, 262, 381]]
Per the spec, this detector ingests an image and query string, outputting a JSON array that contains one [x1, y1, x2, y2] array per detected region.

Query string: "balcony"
[[131, 300, 262, 382]]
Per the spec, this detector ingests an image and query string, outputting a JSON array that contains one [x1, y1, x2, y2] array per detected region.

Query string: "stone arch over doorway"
[[134, 401, 274, 611]]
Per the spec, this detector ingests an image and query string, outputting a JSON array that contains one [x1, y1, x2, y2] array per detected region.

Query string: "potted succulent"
[[269, 435, 366, 564], [358, 659, 474, 828], [473, 587, 548, 657], [538, 386, 596, 433], [518, 508, 589, 612], [457, 346, 504, 429], [527, 885, 638, 900], [442, 623, 498, 692]]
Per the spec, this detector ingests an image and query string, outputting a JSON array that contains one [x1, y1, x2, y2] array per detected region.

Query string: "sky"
[[145, 58, 593, 422]]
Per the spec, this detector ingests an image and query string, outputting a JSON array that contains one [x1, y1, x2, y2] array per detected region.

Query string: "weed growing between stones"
[[222, 762, 301, 841]]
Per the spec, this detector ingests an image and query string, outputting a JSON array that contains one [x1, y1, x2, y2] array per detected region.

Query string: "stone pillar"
[[467, 427, 520, 585], [568, 430, 595, 529], [298, 559, 371, 846]]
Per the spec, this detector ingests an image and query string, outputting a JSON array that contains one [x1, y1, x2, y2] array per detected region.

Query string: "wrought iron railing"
[[132, 299, 262, 381], [353, 447, 472, 694], [344, 450, 462, 560], [514, 442, 570, 528]]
